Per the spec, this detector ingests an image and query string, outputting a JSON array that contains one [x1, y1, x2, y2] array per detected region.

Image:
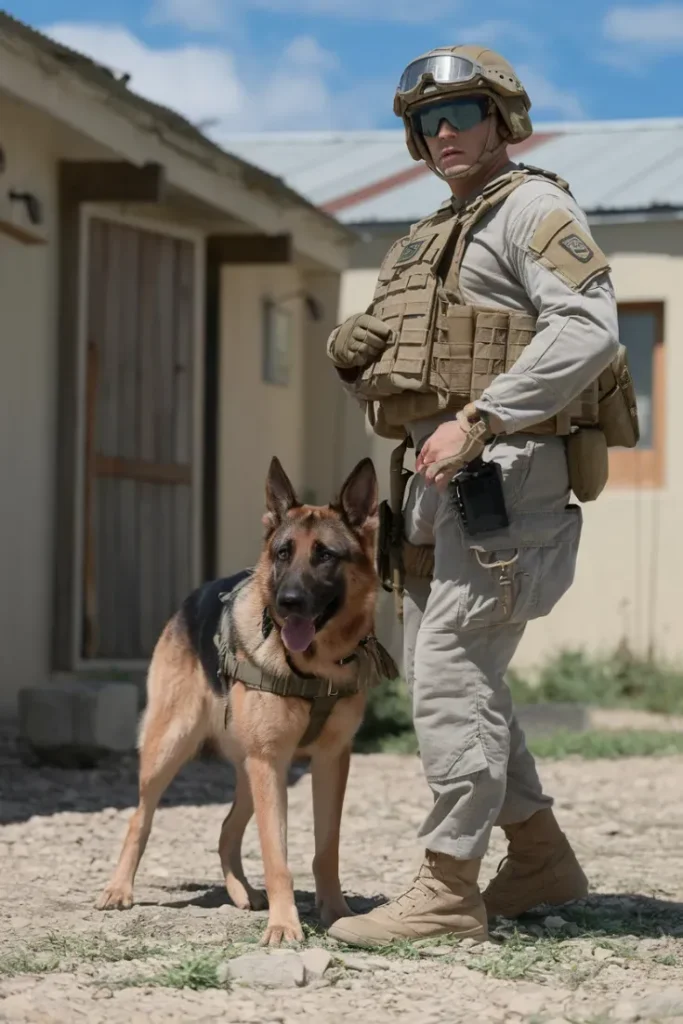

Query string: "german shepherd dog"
[[96, 455, 396, 945]]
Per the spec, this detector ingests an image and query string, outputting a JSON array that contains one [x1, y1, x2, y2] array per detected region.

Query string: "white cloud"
[[517, 65, 584, 120], [40, 21, 378, 134], [283, 34, 339, 70], [603, 3, 683, 49], [148, 0, 224, 31], [44, 23, 244, 123]]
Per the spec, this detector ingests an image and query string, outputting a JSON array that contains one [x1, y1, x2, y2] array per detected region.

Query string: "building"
[[227, 121, 683, 669], [0, 13, 355, 716]]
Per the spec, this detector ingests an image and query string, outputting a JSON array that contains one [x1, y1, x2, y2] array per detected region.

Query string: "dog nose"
[[276, 589, 308, 616]]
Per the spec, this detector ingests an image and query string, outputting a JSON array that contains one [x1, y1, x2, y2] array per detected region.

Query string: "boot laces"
[[393, 876, 435, 909]]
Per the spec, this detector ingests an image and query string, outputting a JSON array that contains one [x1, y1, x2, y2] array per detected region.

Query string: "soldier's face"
[[423, 112, 495, 178]]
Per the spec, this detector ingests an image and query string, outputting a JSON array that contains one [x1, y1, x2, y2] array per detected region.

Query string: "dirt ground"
[[1, 722, 683, 1024]]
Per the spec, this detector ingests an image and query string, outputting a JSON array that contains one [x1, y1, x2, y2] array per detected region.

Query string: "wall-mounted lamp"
[[272, 289, 324, 322], [8, 189, 43, 226]]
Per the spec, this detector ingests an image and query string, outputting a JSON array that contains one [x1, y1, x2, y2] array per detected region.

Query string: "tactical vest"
[[356, 166, 602, 440]]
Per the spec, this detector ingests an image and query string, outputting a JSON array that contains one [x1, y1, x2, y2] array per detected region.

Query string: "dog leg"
[[218, 762, 268, 912], [96, 707, 203, 911], [311, 745, 355, 927], [244, 753, 303, 946]]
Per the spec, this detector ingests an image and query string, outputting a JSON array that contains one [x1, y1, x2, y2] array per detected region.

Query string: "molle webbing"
[[355, 166, 599, 438]]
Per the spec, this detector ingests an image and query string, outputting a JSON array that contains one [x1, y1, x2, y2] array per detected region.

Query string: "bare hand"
[[416, 420, 469, 492]]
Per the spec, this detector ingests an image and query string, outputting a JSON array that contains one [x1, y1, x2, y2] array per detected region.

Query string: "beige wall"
[[0, 94, 61, 715], [216, 264, 308, 574], [337, 221, 683, 671]]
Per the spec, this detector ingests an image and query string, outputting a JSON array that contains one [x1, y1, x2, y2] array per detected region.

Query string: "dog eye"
[[275, 545, 291, 562], [316, 546, 335, 562]]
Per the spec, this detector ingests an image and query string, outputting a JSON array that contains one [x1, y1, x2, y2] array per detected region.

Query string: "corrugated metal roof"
[[222, 119, 683, 225]]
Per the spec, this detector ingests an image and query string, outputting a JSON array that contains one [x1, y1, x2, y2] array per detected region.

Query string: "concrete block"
[[18, 679, 139, 765], [516, 701, 589, 738]]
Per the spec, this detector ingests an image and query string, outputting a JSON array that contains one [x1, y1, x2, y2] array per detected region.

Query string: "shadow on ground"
[[497, 893, 683, 940], [0, 728, 310, 825], [156, 883, 385, 921]]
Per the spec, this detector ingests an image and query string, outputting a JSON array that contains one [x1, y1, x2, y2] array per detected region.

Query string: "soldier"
[[325, 45, 630, 947]]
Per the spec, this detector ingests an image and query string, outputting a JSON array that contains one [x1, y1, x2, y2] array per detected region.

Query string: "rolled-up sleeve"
[[476, 195, 620, 435]]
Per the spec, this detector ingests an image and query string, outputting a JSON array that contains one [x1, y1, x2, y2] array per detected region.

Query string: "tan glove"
[[326, 312, 393, 369]]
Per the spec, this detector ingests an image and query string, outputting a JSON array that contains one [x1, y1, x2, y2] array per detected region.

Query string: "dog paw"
[[259, 921, 304, 946], [225, 877, 269, 912], [96, 885, 133, 911], [318, 897, 355, 929]]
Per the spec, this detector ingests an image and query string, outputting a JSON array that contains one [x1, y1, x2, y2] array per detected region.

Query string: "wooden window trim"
[[608, 301, 665, 489]]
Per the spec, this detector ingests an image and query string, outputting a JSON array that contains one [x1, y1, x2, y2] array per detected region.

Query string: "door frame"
[[66, 205, 206, 672]]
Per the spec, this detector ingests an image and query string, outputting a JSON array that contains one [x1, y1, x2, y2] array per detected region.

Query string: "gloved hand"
[[326, 312, 393, 369]]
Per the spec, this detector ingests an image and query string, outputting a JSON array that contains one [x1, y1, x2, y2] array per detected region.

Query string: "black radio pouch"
[[449, 455, 509, 536]]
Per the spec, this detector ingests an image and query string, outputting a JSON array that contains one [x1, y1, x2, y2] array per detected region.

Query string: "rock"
[[218, 951, 306, 989], [611, 1000, 639, 1022], [592, 946, 615, 961], [637, 988, 683, 1017], [544, 915, 571, 933], [300, 948, 332, 979], [337, 954, 391, 971], [506, 990, 548, 1016]]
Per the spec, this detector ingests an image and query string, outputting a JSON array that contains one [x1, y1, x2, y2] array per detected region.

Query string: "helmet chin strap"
[[418, 113, 508, 183]]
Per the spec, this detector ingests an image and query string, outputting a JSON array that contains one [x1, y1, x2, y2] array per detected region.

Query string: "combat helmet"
[[394, 45, 533, 176]]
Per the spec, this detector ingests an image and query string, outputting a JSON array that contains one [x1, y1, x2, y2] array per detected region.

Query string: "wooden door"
[[82, 217, 196, 660]]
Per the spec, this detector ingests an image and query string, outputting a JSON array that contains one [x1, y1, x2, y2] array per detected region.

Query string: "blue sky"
[[5, 0, 683, 140]]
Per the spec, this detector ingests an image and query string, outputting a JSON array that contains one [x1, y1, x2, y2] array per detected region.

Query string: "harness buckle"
[[327, 680, 339, 698]]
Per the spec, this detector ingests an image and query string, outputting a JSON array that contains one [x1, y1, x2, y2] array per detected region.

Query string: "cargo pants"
[[403, 434, 582, 860]]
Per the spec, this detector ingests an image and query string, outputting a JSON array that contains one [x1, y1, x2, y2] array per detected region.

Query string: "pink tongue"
[[281, 616, 316, 652]]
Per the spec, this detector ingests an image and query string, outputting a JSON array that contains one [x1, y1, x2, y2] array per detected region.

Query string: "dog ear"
[[336, 457, 378, 529], [264, 456, 300, 530]]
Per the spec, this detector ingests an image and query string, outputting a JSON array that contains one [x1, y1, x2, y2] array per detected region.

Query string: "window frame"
[[261, 296, 292, 387], [608, 300, 665, 489]]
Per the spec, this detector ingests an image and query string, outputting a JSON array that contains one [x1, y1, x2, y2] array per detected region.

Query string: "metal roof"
[[222, 119, 683, 225]]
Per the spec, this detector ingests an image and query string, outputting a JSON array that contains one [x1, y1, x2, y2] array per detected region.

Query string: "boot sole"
[[328, 921, 488, 949]]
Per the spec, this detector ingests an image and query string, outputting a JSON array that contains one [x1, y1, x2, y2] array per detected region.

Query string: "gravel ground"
[[1, 723, 683, 1024]]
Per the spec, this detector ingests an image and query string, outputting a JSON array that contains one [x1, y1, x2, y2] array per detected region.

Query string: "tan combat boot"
[[327, 852, 488, 948], [482, 808, 589, 920]]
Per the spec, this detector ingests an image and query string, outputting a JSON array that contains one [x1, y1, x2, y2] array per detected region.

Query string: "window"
[[609, 302, 664, 488], [261, 297, 292, 386]]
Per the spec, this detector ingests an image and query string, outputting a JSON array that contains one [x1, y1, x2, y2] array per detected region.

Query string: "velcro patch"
[[394, 233, 438, 268], [528, 209, 610, 291]]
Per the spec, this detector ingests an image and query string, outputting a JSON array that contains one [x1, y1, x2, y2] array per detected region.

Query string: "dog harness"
[[213, 574, 397, 748]]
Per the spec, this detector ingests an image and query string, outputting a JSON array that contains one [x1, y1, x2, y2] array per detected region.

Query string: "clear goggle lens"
[[398, 55, 478, 94]]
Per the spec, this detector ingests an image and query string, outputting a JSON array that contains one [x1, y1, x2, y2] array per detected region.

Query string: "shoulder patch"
[[528, 208, 610, 291]]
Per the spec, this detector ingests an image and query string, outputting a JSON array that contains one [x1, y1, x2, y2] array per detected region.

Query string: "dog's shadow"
[[159, 882, 386, 920]]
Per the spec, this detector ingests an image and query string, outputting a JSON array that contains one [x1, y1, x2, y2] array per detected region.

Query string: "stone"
[[544, 915, 570, 932], [592, 947, 615, 961], [219, 952, 306, 989], [337, 954, 391, 972], [300, 948, 332, 979], [18, 679, 139, 762]]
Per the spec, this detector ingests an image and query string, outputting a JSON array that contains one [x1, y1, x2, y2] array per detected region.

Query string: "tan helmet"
[[394, 45, 533, 165]]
